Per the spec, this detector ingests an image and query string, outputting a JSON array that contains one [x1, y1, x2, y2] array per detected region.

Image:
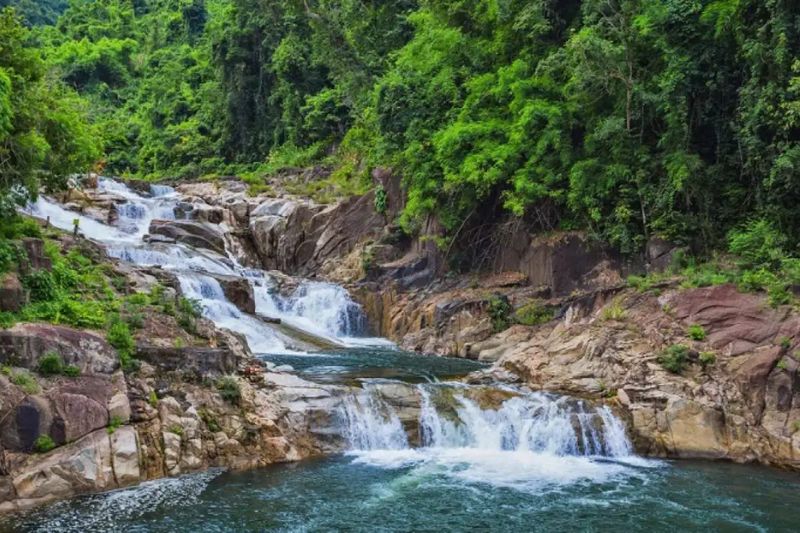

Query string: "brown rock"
[[0, 323, 118, 374], [0, 273, 26, 312]]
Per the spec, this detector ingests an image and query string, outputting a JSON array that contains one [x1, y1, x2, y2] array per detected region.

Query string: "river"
[[5, 179, 800, 532]]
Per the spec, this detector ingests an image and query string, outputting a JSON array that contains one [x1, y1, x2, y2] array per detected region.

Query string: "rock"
[[215, 275, 255, 314], [148, 219, 227, 255], [1, 396, 52, 452], [110, 426, 140, 487], [12, 429, 115, 503], [0, 323, 118, 374], [0, 273, 26, 312], [135, 345, 239, 376], [20, 238, 52, 272], [50, 392, 109, 445]]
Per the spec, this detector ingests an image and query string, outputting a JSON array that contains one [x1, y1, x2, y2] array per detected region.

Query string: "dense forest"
[[2, 0, 800, 257]]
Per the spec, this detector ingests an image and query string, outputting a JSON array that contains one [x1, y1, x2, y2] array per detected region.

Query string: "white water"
[[23, 178, 375, 354], [340, 384, 651, 492]]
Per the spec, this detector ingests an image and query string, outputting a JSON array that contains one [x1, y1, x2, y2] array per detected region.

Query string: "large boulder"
[[148, 219, 227, 255], [0, 324, 118, 374]]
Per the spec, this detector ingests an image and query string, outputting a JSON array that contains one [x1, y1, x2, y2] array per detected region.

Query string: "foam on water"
[[341, 384, 650, 492], [22, 177, 382, 355]]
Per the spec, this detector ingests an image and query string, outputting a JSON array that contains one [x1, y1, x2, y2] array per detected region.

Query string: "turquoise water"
[[260, 347, 486, 383], [4, 456, 800, 532]]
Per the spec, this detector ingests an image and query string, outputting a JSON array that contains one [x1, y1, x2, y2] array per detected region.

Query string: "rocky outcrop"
[[0, 324, 118, 374], [148, 219, 227, 255], [214, 275, 255, 314], [466, 283, 800, 468]]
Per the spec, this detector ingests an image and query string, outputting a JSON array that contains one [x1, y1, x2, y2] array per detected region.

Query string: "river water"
[[7, 179, 800, 532]]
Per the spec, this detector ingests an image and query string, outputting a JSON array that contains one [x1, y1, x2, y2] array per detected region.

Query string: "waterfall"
[[23, 177, 380, 355], [342, 384, 633, 458], [253, 280, 367, 339], [338, 384, 409, 451], [339, 383, 643, 490]]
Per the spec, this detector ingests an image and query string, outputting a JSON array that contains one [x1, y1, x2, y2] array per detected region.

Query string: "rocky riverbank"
[[3, 171, 800, 514]]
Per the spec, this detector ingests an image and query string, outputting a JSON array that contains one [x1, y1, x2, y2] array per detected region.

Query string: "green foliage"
[[37, 351, 63, 375], [513, 301, 553, 327], [687, 325, 707, 341], [148, 390, 158, 407], [777, 358, 788, 371], [0, 8, 100, 214], [728, 220, 788, 270], [107, 318, 136, 372], [216, 376, 241, 405], [658, 344, 690, 374], [487, 295, 512, 333], [600, 297, 626, 321], [33, 434, 56, 453], [374, 185, 388, 215], [699, 351, 716, 369], [10, 369, 38, 394], [199, 408, 220, 432], [107, 415, 123, 434], [63, 364, 80, 377]]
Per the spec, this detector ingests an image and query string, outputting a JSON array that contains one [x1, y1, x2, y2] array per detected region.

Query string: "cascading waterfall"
[[22, 177, 377, 355], [338, 383, 646, 491], [342, 384, 633, 458]]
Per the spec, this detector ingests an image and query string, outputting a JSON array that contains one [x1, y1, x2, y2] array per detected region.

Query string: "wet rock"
[[215, 275, 255, 314], [148, 219, 227, 255]]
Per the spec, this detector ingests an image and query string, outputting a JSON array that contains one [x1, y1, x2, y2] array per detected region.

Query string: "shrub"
[[374, 185, 388, 214], [107, 319, 136, 371], [728, 219, 787, 270], [11, 371, 39, 394], [780, 336, 792, 350], [217, 376, 242, 405], [199, 408, 221, 432], [63, 365, 81, 377], [777, 358, 788, 371], [658, 344, 690, 374], [148, 390, 158, 407], [37, 352, 64, 376], [168, 424, 183, 436], [600, 297, 626, 321], [513, 301, 553, 326], [22, 270, 57, 302], [699, 351, 716, 368], [687, 324, 707, 341], [487, 295, 512, 332], [33, 435, 56, 453]]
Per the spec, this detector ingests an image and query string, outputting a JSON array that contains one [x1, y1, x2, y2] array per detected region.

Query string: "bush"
[[513, 301, 553, 326], [658, 344, 690, 374], [728, 219, 787, 270], [487, 295, 512, 332], [374, 185, 388, 214], [33, 435, 56, 453], [107, 319, 137, 371], [687, 324, 707, 341], [22, 270, 57, 302], [37, 352, 64, 376], [63, 365, 81, 377], [699, 351, 716, 368], [600, 297, 626, 321], [217, 376, 242, 405], [11, 370, 39, 394]]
